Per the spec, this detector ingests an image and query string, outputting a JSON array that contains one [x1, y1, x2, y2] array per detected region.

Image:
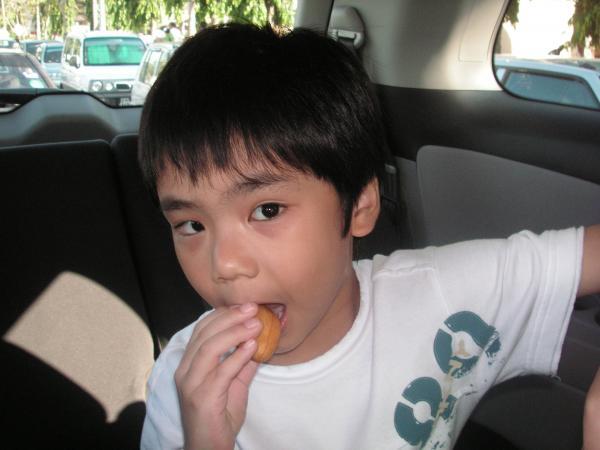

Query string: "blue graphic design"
[[394, 311, 501, 447], [433, 311, 500, 378], [393, 377, 458, 446], [394, 377, 441, 447]]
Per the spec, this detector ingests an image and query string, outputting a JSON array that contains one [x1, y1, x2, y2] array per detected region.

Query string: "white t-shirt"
[[140, 228, 583, 450]]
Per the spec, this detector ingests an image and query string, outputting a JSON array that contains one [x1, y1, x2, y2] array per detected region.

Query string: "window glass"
[[0, 0, 296, 106], [44, 47, 63, 64], [142, 50, 162, 85], [63, 39, 73, 61], [157, 51, 171, 75], [72, 39, 81, 60], [84, 37, 145, 66], [137, 51, 152, 83], [494, 0, 600, 110], [0, 53, 50, 89], [504, 70, 599, 108]]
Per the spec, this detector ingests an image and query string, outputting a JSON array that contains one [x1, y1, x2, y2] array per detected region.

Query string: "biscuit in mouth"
[[252, 305, 282, 363]]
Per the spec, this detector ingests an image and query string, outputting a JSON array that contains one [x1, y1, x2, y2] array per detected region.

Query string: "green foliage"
[[190, 0, 294, 28], [2, 0, 73, 38], [40, 0, 78, 38], [503, 0, 519, 25], [2, 0, 294, 40], [107, 0, 163, 33], [570, 0, 600, 50]]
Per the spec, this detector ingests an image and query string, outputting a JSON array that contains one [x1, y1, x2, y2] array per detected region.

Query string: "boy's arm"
[[577, 224, 600, 298], [583, 368, 600, 450]]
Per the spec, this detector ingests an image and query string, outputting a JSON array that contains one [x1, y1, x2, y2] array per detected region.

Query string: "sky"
[[504, 0, 577, 58]]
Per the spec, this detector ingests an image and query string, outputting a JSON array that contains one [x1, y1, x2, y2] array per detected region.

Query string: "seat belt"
[[327, 6, 366, 55]]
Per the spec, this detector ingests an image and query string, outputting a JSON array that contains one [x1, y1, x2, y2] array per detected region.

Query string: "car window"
[[141, 50, 162, 85], [0, 53, 50, 89], [63, 38, 74, 62], [494, 0, 600, 110], [157, 51, 171, 75], [503, 70, 599, 109], [1, 39, 19, 49], [0, 1, 296, 108], [43, 47, 63, 64], [71, 39, 81, 63], [83, 37, 145, 66]]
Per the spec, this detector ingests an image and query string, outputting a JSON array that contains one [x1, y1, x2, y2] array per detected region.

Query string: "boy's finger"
[[179, 318, 262, 384], [179, 303, 258, 373], [189, 303, 257, 343], [196, 340, 259, 417], [211, 339, 258, 392]]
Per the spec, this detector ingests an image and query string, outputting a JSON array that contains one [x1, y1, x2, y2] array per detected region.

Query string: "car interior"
[[1, 0, 599, 448]]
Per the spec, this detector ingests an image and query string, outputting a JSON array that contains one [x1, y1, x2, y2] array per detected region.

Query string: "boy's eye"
[[174, 220, 204, 235], [251, 203, 282, 221]]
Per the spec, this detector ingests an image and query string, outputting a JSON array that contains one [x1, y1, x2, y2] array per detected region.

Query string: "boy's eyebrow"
[[159, 171, 295, 212], [159, 197, 197, 212], [227, 171, 291, 197]]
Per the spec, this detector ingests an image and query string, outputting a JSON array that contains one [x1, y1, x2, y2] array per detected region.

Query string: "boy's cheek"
[[174, 254, 215, 304]]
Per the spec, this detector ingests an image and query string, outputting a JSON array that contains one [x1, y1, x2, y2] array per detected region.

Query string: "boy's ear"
[[350, 178, 380, 238]]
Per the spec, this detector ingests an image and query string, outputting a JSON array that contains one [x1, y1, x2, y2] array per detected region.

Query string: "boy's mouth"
[[263, 303, 287, 329]]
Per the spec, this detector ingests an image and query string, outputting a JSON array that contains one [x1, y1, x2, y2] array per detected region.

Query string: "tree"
[[175, 0, 294, 32], [106, 0, 163, 33], [1, 0, 295, 40], [570, 0, 600, 56], [503, 0, 519, 26], [44, 0, 79, 38]]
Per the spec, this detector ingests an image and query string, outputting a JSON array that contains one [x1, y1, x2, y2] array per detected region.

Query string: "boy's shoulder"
[[361, 236, 495, 279], [359, 228, 582, 304]]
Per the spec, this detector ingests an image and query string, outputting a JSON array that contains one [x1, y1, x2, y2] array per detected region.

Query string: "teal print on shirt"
[[433, 311, 501, 378], [394, 311, 500, 447], [393, 377, 458, 447]]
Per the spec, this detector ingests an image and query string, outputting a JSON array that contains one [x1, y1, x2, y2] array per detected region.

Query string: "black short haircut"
[[139, 23, 388, 235]]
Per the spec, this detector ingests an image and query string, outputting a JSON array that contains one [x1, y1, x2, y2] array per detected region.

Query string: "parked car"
[[0, 37, 19, 49], [36, 41, 64, 84], [20, 39, 50, 57], [0, 48, 55, 90], [545, 57, 600, 73], [495, 56, 600, 109], [130, 42, 178, 105], [0, 1, 598, 449], [60, 30, 146, 106]]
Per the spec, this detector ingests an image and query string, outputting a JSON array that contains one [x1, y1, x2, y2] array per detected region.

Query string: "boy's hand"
[[583, 368, 600, 450], [174, 303, 261, 450]]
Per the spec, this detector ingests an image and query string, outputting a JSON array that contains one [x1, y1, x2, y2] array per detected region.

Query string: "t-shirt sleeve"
[[431, 227, 584, 382]]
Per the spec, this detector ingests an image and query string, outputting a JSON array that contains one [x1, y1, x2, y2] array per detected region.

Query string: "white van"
[[60, 30, 146, 106]]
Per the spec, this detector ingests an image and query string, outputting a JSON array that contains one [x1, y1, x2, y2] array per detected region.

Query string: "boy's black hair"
[[139, 23, 388, 235]]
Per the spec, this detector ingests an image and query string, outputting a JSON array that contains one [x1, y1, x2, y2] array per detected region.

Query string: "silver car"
[[495, 56, 600, 109], [131, 42, 178, 105], [36, 42, 64, 85]]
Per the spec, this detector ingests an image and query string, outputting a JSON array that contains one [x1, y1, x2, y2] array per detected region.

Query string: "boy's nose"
[[210, 233, 259, 282]]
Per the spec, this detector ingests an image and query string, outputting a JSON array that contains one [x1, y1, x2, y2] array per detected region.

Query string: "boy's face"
[[157, 158, 378, 365]]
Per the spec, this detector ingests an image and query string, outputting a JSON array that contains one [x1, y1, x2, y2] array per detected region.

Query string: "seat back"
[[0, 140, 154, 448], [111, 134, 209, 350]]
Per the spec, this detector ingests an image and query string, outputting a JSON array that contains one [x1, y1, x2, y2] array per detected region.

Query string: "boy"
[[139, 24, 600, 449]]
